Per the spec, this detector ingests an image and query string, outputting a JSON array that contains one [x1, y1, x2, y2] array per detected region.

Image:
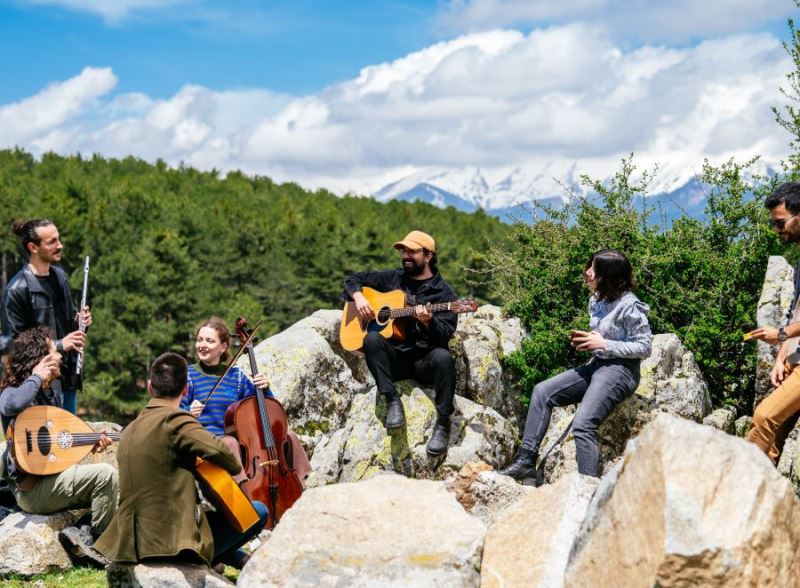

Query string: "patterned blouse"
[[588, 291, 652, 360]]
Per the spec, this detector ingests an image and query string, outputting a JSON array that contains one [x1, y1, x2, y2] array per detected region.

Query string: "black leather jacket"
[[1, 264, 81, 391]]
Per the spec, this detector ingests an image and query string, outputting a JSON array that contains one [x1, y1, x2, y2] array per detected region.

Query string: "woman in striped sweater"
[[180, 317, 273, 484]]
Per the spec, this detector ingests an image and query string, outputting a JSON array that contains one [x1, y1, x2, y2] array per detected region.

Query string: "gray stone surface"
[[565, 415, 800, 587], [238, 474, 486, 587], [107, 563, 232, 587], [702, 407, 736, 434], [482, 473, 599, 588], [735, 415, 753, 438], [755, 255, 794, 409], [0, 510, 77, 576]]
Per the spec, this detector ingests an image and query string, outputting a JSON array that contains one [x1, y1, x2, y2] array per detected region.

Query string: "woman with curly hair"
[[500, 249, 653, 480], [0, 326, 117, 568]]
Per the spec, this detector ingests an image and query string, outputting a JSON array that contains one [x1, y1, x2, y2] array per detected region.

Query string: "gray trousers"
[[11, 463, 119, 532], [521, 358, 640, 477]]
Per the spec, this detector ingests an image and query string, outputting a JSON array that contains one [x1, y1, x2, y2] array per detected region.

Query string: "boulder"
[[702, 407, 736, 434], [734, 415, 753, 438], [241, 310, 366, 438], [0, 510, 77, 576], [450, 305, 527, 422], [237, 474, 486, 587], [538, 333, 712, 483], [107, 563, 232, 587], [305, 385, 517, 487], [482, 473, 599, 588], [755, 256, 794, 409], [446, 461, 494, 512], [467, 470, 532, 526], [564, 415, 800, 587]]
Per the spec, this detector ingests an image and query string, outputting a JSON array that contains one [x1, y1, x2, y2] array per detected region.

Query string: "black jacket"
[[1, 264, 81, 391], [343, 268, 458, 352]]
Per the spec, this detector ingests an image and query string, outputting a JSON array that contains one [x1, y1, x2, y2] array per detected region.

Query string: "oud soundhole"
[[36, 426, 51, 456]]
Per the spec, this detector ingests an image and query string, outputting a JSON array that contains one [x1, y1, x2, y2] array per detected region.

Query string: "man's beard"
[[403, 259, 426, 276]]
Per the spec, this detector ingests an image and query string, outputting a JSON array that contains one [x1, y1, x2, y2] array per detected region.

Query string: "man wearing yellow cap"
[[343, 230, 458, 455]]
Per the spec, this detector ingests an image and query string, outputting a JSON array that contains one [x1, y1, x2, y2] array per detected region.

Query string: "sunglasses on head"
[[770, 213, 800, 229]]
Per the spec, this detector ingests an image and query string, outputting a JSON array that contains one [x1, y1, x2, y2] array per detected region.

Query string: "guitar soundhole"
[[376, 306, 391, 325], [36, 426, 51, 457]]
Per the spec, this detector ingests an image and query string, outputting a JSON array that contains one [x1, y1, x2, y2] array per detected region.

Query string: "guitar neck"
[[69, 432, 122, 447], [390, 302, 462, 319]]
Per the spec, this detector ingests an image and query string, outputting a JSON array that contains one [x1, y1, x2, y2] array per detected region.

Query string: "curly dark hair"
[[0, 326, 54, 389], [587, 249, 634, 302]]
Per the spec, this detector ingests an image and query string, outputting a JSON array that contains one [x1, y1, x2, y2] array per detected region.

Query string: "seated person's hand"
[[415, 303, 432, 326], [61, 330, 86, 352], [570, 330, 608, 351], [92, 432, 112, 454], [252, 373, 270, 390], [32, 352, 61, 382], [353, 292, 375, 321], [189, 399, 205, 418]]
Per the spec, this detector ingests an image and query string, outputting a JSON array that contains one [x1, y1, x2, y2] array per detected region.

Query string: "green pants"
[[11, 463, 119, 532]]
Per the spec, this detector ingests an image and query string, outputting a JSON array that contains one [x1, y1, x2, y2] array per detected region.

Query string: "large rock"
[[467, 470, 532, 525], [755, 255, 794, 409], [702, 407, 736, 434], [450, 305, 527, 422], [237, 474, 486, 587], [242, 310, 366, 438], [564, 414, 800, 587], [0, 510, 77, 576], [107, 563, 232, 587], [482, 473, 599, 588], [538, 333, 712, 483], [305, 385, 517, 487]]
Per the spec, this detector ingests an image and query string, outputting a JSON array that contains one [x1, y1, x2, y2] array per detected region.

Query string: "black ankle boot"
[[498, 448, 537, 480], [385, 393, 406, 429], [426, 416, 451, 456]]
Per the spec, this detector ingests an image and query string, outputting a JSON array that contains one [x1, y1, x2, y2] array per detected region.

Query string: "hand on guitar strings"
[[92, 432, 113, 454], [189, 399, 206, 418], [352, 291, 375, 321], [415, 303, 433, 326]]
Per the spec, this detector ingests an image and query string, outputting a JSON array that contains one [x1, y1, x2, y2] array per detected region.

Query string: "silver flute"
[[76, 256, 90, 376]]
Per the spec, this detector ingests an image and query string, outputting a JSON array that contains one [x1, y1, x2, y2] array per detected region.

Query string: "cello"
[[224, 317, 304, 529]]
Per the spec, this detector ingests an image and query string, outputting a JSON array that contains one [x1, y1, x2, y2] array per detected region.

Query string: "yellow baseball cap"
[[393, 230, 436, 252]]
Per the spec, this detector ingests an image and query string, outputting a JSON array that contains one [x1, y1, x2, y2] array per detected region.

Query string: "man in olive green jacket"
[[95, 352, 267, 567]]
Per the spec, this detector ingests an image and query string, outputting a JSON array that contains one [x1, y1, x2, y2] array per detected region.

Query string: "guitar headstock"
[[452, 300, 479, 314]]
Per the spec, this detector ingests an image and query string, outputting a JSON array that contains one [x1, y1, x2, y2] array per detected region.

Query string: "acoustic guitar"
[[195, 458, 260, 533], [339, 287, 478, 351], [8, 405, 121, 476]]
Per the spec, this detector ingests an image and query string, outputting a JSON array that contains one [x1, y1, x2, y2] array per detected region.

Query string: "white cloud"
[[20, 0, 193, 24], [439, 0, 795, 44], [0, 24, 793, 197]]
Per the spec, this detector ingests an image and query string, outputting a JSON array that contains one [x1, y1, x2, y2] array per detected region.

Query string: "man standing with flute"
[[0, 219, 92, 414]]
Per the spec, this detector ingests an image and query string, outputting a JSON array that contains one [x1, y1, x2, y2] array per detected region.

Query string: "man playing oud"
[[343, 230, 458, 456]]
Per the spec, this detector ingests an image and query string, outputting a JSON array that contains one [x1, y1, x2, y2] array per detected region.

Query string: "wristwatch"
[[779, 326, 788, 342]]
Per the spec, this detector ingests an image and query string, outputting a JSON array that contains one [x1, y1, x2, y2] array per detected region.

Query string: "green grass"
[[0, 567, 106, 587], [0, 564, 240, 586]]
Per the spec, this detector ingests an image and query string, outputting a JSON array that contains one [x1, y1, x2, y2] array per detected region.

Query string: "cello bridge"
[[258, 460, 280, 467]]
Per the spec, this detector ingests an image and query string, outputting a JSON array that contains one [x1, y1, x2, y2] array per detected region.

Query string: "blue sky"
[[0, 1, 798, 200], [0, 1, 440, 102]]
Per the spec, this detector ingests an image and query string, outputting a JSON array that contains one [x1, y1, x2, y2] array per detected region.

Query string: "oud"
[[8, 405, 120, 476], [339, 287, 478, 351]]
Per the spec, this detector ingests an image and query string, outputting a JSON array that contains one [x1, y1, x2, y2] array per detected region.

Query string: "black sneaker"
[[58, 525, 109, 569]]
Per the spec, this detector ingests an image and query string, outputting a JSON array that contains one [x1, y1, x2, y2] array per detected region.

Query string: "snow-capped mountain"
[[372, 160, 774, 222]]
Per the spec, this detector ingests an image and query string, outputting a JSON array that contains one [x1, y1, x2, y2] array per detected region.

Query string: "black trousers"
[[362, 332, 456, 418]]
